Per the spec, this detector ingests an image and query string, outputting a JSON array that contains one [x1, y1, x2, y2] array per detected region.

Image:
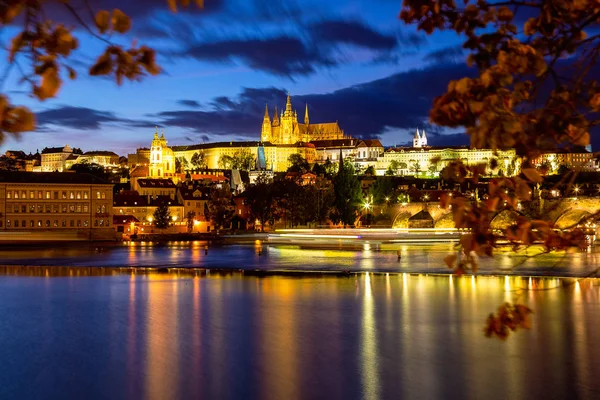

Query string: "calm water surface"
[[1, 269, 599, 400], [0, 242, 599, 276]]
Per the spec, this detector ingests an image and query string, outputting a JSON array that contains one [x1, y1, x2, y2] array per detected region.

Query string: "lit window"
[[53, 220, 58, 227], [77, 205, 82, 213], [70, 191, 74, 199], [14, 192, 19, 199], [38, 220, 42, 227], [6, 220, 10, 228], [62, 191, 67, 199], [96, 191, 101, 199], [45, 220, 50, 227], [101, 192, 106, 199], [84, 220, 89, 227], [83, 205, 88, 213], [76, 192, 81, 199], [29, 191, 34, 199], [6, 191, 11, 199]]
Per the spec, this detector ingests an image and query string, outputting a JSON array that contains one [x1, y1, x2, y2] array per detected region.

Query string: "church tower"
[[413, 128, 422, 148], [420, 129, 427, 146], [150, 127, 163, 177], [261, 104, 272, 142]]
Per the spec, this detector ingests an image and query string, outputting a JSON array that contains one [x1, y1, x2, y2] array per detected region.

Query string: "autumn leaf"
[[94, 10, 111, 34], [444, 254, 457, 269], [111, 9, 131, 34], [521, 168, 543, 183]]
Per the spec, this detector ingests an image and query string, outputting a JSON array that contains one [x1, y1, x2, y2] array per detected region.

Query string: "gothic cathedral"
[[261, 93, 348, 144]]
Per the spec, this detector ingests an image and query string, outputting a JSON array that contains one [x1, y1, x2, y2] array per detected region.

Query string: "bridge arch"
[[490, 210, 519, 230], [554, 209, 592, 229]]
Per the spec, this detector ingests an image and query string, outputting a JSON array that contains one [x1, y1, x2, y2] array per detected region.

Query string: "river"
[[1, 243, 599, 399]]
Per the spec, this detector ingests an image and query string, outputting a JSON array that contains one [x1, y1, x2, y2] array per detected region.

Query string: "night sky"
[[2, 0, 476, 155]]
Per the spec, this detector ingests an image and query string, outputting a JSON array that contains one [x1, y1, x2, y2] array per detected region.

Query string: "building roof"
[[41, 147, 68, 154], [130, 165, 149, 178], [136, 178, 176, 188], [179, 187, 209, 200], [0, 171, 111, 185], [83, 151, 119, 157], [359, 139, 384, 148], [66, 154, 80, 160], [5, 150, 26, 158]]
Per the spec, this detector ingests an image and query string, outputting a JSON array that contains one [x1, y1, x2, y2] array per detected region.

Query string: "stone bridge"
[[385, 197, 600, 229]]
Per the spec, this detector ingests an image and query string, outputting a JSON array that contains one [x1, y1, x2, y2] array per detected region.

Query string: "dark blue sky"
[[2, 0, 473, 155]]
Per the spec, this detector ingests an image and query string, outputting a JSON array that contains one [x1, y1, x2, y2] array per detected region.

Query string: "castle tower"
[[261, 104, 272, 142]]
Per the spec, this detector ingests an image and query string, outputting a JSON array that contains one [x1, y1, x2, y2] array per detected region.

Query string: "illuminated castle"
[[261, 93, 347, 144]]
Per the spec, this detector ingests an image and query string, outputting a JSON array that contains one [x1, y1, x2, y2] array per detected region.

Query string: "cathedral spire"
[[304, 103, 309, 125], [286, 92, 292, 113], [154, 126, 159, 140], [264, 103, 269, 119]]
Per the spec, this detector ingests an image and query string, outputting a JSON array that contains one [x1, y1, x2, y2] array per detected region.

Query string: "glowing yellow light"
[[193, 220, 200, 226], [172, 216, 178, 221], [147, 217, 153, 222]]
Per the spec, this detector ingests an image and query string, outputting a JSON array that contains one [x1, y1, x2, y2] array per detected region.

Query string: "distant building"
[[41, 145, 76, 172], [0, 171, 114, 240], [531, 149, 596, 172]]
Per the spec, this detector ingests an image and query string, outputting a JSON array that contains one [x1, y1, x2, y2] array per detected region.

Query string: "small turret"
[[273, 106, 279, 126], [153, 126, 159, 141]]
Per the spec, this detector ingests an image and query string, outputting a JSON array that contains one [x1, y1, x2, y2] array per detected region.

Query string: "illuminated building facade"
[[376, 145, 518, 176], [173, 141, 316, 173], [41, 145, 76, 172], [531, 150, 596, 172], [0, 172, 114, 240]]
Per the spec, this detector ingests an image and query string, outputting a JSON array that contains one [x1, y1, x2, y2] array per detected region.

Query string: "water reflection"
[[1, 271, 600, 399], [2, 243, 600, 277]]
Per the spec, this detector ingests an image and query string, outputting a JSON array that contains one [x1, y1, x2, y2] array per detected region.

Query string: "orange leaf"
[[444, 254, 457, 269]]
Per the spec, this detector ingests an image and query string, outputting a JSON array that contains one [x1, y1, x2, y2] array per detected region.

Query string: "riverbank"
[[0, 264, 595, 282]]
